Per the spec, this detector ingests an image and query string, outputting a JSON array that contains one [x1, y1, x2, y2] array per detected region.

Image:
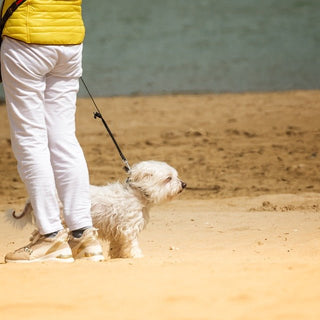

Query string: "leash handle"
[[93, 111, 131, 172], [80, 77, 131, 172]]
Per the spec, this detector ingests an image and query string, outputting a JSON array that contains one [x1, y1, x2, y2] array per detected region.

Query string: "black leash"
[[80, 77, 131, 173]]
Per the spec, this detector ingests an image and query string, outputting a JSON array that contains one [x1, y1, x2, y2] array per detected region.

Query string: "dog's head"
[[126, 161, 186, 204]]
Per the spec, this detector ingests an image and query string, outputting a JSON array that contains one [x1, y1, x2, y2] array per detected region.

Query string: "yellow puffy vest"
[[1, 0, 85, 44]]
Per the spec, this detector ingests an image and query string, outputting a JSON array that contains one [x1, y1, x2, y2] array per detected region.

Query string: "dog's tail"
[[5, 199, 34, 229]]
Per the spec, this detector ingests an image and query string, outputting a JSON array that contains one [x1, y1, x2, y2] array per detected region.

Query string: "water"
[[80, 0, 319, 96], [2, 0, 320, 98]]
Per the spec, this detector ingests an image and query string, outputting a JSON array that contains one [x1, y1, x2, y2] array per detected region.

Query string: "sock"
[[72, 227, 90, 238], [45, 230, 60, 238]]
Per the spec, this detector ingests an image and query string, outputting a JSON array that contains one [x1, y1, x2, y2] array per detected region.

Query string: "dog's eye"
[[164, 177, 172, 183]]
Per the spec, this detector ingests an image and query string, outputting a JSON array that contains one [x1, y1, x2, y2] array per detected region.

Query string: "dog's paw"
[[129, 246, 144, 258], [131, 251, 144, 258]]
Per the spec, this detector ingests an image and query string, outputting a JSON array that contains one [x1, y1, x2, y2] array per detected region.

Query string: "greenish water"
[[2, 0, 320, 98], [80, 0, 319, 96]]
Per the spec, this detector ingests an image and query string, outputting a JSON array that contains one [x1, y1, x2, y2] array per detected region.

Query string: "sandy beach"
[[1, 90, 320, 320]]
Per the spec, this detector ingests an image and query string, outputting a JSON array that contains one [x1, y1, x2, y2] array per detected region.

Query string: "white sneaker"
[[68, 228, 105, 262], [5, 229, 74, 263]]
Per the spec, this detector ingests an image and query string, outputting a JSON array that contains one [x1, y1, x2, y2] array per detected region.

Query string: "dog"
[[8, 161, 186, 258]]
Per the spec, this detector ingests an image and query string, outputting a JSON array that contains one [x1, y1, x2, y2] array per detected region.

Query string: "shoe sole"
[[72, 244, 105, 262], [75, 254, 105, 262], [5, 249, 75, 264]]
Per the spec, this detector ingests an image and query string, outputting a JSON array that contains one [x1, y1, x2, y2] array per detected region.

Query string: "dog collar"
[[126, 180, 150, 200]]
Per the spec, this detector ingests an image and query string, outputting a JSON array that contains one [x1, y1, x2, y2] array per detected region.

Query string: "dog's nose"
[[181, 181, 187, 189]]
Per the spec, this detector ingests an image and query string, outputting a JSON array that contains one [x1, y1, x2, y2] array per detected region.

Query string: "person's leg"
[[1, 37, 63, 234], [44, 44, 92, 231], [44, 45, 104, 261]]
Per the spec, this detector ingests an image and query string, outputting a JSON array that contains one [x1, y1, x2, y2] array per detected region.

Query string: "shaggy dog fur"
[[8, 161, 186, 258]]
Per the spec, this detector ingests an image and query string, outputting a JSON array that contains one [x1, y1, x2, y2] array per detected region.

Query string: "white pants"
[[1, 37, 92, 234]]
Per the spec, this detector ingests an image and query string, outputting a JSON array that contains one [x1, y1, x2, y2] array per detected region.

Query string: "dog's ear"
[[130, 171, 153, 183]]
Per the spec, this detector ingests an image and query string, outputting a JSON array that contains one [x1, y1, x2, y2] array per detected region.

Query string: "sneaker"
[[68, 227, 105, 262], [5, 229, 74, 263]]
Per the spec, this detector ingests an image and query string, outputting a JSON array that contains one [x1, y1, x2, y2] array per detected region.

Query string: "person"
[[1, 0, 105, 263]]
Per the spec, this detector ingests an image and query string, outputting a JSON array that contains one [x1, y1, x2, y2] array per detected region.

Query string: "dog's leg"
[[126, 238, 143, 258], [109, 238, 143, 259], [109, 239, 123, 259]]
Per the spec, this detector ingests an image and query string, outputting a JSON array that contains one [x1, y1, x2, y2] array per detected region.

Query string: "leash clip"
[[93, 112, 102, 119]]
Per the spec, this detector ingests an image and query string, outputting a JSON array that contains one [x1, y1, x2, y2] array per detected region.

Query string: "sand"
[[0, 90, 320, 320]]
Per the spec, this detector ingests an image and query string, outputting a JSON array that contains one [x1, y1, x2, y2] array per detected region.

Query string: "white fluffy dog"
[[9, 161, 186, 259]]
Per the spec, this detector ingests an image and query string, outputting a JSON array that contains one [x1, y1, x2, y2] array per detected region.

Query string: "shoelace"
[[20, 230, 42, 254], [29, 229, 42, 245]]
